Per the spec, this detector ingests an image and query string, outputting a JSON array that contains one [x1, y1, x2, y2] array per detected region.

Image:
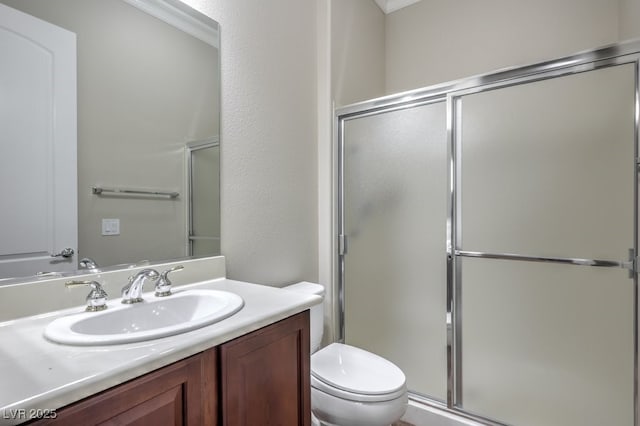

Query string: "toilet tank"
[[283, 281, 325, 353]]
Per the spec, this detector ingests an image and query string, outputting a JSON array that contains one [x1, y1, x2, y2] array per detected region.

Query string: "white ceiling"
[[374, 0, 424, 14]]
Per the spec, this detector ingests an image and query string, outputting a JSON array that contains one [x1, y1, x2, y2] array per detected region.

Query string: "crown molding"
[[374, 0, 423, 14], [122, 0, 218, 48]]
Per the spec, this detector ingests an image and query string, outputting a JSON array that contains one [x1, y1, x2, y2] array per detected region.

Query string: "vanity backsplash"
[[0, 256, 226, 322]]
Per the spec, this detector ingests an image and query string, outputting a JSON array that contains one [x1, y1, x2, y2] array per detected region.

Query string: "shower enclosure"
[[335, 41, 639, 426]]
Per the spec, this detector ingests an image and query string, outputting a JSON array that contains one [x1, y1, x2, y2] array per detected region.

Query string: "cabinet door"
[[32, 349, 217, 426], [220, 311, 310, 426]]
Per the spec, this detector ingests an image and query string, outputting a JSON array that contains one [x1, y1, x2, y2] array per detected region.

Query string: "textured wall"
[[385, 0, 620, 92], [332, 0, 386, 107], [180, 0, 319, 285], [620, 0, 640, 40]]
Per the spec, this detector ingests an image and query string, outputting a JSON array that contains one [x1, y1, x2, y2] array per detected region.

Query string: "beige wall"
[[385, 0, 620, 93], [332, 0, 386, 106], [2, 0, 219, 267], [181, 0, 319, 285], [620, 0, 640, 40], [334, 0, 640, 102]]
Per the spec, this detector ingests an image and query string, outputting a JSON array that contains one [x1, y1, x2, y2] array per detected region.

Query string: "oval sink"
[[44, 289, 244, 346]]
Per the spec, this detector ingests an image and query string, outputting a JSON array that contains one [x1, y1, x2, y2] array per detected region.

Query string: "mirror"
[[0, 0, 220, 280]]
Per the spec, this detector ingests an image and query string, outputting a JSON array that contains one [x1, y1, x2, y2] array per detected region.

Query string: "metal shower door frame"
[[335, 40, 640, 426], [185, 137, 220, 256]]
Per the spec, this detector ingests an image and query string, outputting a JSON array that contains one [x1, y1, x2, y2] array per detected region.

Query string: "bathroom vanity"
[[0, 257, 320, 426], [31, 311, 309, 425]]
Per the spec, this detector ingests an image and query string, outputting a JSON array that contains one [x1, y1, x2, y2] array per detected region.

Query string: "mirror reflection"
[[0, 0, 220, 280]]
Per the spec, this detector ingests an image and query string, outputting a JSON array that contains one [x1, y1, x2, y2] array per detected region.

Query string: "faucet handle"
[[155, 265, 184, 297], [66, 280, 108, 312]]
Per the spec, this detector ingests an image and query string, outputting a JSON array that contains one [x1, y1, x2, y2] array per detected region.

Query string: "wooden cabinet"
[[29, 311, 309, 426], [31, 349, 217, 426], [220, 310, 310, 426]]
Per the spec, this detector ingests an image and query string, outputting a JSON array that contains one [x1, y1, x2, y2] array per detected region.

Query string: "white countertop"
[[0, 278, 321, 425]]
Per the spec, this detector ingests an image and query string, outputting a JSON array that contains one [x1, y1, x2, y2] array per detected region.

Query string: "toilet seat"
[[311, 374, 406, 403], [311, 343, 406, 403]]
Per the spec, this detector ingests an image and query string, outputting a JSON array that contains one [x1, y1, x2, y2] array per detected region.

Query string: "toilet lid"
[[311, 343, 406, 396]]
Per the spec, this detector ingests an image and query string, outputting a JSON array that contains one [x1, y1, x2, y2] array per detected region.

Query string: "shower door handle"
[[339, 234, 348, 255], [455, 249, 637, 277]]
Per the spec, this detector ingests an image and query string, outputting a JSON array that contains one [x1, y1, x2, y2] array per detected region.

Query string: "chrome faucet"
[[79, 257, 99, 270], [121, 269, 159, 304]]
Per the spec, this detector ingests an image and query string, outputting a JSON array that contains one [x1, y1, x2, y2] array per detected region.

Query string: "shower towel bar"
[[455, 249, 635, 272], [92, 186, 179, 199]]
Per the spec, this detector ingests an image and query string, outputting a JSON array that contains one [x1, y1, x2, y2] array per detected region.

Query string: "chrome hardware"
[[127, 260, 150, 268], [137, 259, 150, 266], [36, 271, 62, 277], [155, 265, 184, 297], [66, 280, 108, 312], [623, 248, 638, 278], [79, 257, 99, 270], [456, 250, 637, 274], [92, 186, 179, 199], [51, 248, 74, 258], [339, 234, 348, 255], [121, 269, 159, 304]]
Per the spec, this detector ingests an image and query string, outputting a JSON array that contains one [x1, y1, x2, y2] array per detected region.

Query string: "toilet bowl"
[[311, 342, 408, 426], [284, 282, 408, 426]]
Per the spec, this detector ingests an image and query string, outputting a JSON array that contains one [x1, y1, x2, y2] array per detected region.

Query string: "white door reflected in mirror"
[[0, 3, 77, 278]]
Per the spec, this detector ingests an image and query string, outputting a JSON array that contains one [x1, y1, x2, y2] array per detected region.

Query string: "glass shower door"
[[187, 141, 220, 256], [454, 63, 636, 425], [341, 101, 448, 401]]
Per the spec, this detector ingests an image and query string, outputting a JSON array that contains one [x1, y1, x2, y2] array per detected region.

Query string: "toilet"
[[284, 282, 408, 426]]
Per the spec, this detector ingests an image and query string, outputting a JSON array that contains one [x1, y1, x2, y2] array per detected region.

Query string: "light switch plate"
[[102, 218, 120, 236]]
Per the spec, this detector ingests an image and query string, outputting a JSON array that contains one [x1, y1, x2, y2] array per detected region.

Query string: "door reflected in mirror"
[[0, 0, 220, 280]]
